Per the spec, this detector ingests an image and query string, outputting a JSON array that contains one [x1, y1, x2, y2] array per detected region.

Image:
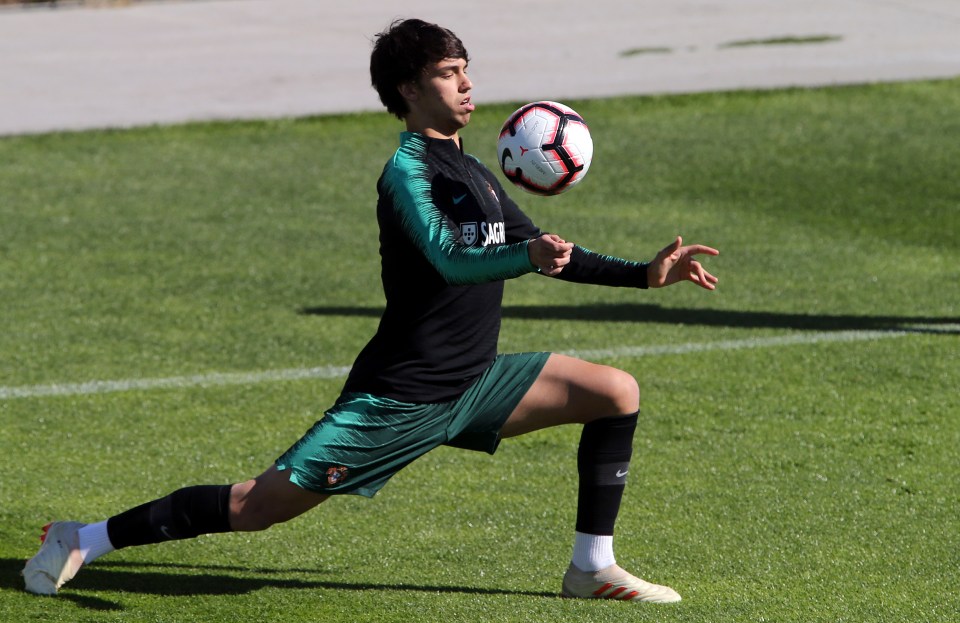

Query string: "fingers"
[[658, 236, 721, 266], [683, 243, 720, 257], [542, 247, 573, 275], [687, 259, 719, 290], [530, 233, 574, 275], [664, 236, 719, 289], [684, 243, 719, 289], [656, 236, 683, 260]]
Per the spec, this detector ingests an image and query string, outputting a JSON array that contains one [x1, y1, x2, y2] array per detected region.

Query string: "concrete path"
[[1, 0, 959, 135]]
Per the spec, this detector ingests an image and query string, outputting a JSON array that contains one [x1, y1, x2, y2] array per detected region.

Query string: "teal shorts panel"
[[275, 351, 550, 497]]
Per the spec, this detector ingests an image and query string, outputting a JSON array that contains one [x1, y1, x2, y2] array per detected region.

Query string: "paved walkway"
[[1, 0, 959, 135]]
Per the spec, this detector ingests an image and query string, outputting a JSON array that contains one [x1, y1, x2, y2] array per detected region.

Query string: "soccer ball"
[[497, 101, 593, 196]]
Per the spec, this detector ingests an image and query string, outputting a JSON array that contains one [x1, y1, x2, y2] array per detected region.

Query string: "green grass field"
[[1, 78, 958, 622]]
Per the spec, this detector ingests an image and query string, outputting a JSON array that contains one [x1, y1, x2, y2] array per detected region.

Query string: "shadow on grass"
[[1, 557, 557, 611], [300, 302, 959, 334]]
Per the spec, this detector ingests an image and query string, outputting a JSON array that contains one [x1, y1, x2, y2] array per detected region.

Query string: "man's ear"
[[398, 81, 418, 104]]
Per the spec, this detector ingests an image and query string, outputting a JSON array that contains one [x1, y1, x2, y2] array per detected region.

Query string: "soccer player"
[[23, 18, 718, 603]]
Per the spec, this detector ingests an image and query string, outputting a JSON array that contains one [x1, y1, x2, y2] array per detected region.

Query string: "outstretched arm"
[[647, 236, 719, 290]]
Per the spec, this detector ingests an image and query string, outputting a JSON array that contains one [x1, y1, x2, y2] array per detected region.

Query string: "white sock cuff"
[[78, 520, 115, 564], [571, 531, 616, 572]]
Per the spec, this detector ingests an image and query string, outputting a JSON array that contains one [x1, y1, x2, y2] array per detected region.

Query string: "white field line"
[[0, 327, 952, 401], [0, 366, 352, 400]]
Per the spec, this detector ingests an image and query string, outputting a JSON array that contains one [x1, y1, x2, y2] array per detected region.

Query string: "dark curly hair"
[[370, 19, 470, 120]]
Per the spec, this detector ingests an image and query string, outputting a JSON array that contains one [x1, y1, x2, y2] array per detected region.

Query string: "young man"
[[23, 19, 718, 603]]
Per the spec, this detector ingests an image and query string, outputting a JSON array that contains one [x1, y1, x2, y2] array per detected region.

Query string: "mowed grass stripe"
[[2, 328, 945, 400], [563, 326, 959, 359]]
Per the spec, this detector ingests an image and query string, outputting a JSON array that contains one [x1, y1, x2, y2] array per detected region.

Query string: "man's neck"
[[404, 116, 460, 141]]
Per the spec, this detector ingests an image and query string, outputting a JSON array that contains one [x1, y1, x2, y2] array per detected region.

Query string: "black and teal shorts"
[[275, 351, 550, 497]]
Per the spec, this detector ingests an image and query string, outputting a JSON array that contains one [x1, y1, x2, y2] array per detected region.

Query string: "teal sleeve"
[[383, 134, 536, 285]]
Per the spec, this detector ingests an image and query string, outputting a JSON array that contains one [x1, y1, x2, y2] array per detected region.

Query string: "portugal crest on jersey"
[[460, 222, 478, 246], [326, 466, 348, 486]]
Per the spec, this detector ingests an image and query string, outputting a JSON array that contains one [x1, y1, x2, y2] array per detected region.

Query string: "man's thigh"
[[499, 353, 640, 439]]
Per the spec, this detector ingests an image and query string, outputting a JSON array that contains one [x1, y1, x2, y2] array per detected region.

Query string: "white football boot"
[[22, 521, 86, 595], [561, 562, 682, 603]]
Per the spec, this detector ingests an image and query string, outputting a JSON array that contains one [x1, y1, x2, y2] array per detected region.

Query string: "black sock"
[[106, 484, 233, 549], [575, 412, 638, 535]]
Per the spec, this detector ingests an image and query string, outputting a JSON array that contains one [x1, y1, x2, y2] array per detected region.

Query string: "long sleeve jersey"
[[341, 132, 649, 403]]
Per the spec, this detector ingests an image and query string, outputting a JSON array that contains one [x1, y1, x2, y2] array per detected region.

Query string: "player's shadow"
[[299, 302, 959, 334], [0, 558, 556, 611]]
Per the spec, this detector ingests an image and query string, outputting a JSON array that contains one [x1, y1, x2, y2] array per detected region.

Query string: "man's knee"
[[228, 481, 271, 532], [229, 479, 295, 532], [228, 472, 328, 532], [604, 367, 640, 415]]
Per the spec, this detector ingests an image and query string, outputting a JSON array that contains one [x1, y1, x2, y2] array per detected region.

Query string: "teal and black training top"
[[341, 132, 649, 403]]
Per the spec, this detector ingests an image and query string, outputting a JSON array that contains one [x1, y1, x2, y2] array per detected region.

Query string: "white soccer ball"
[[497, 101, 593, 196]]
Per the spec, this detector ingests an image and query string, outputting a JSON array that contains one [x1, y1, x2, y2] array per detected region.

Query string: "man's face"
[[404, 57, 475, 138]]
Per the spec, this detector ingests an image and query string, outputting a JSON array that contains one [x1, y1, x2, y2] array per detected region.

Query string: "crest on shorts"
[[460, 222, 478, 246], [325, 466, 348, 486]]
